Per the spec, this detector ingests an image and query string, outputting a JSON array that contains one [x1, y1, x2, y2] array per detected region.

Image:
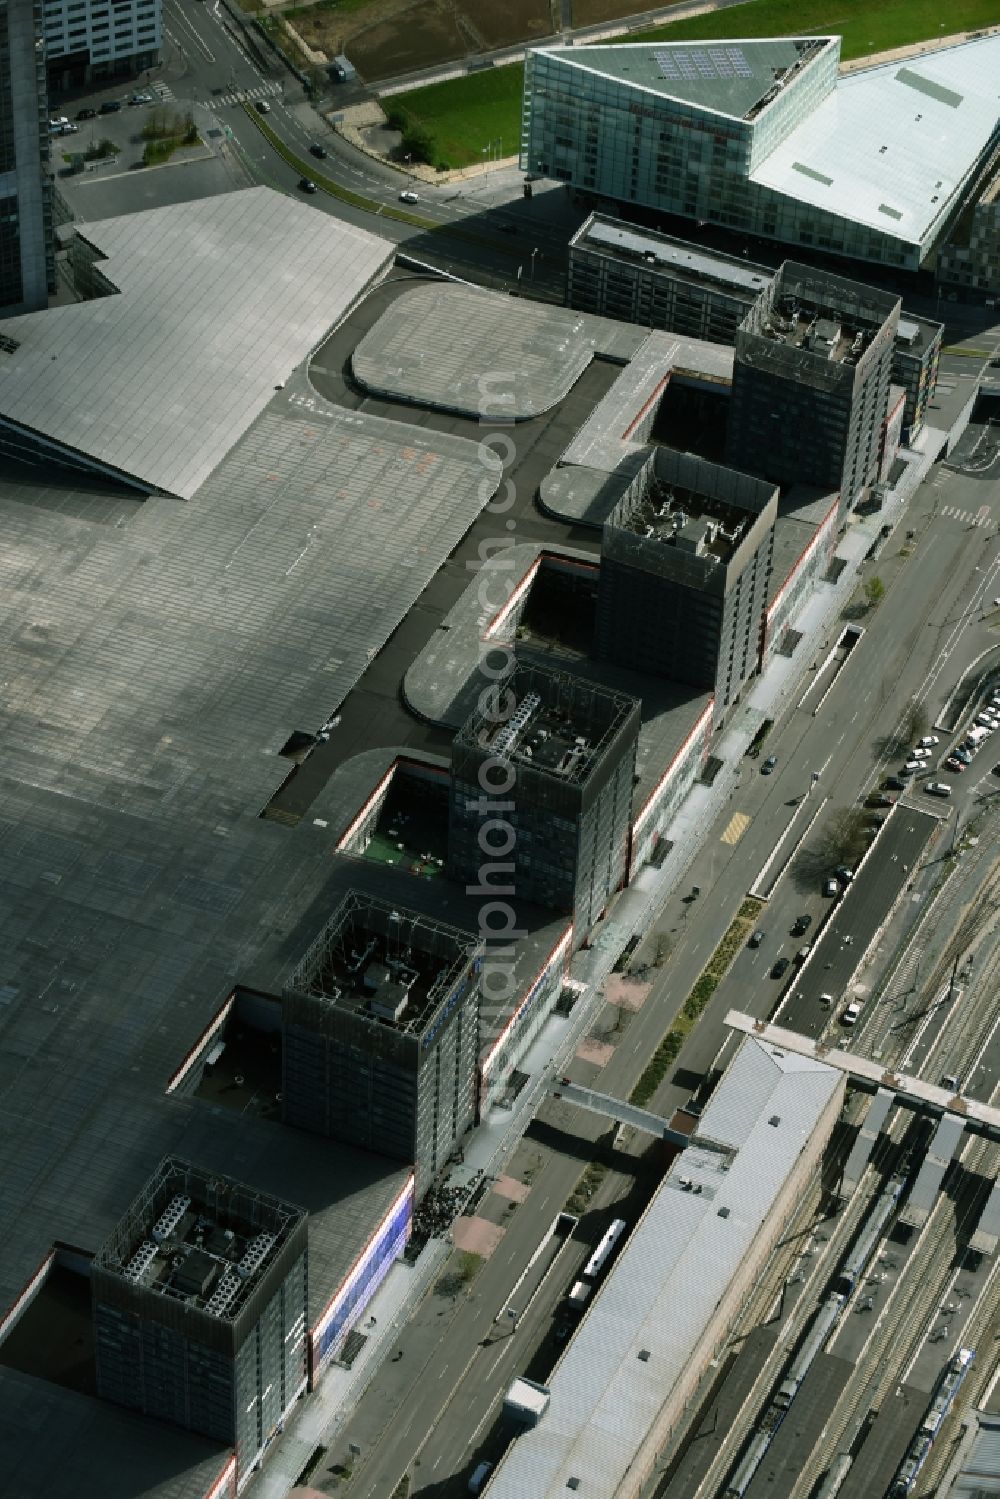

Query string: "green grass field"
[[387, 0, 999, 169]]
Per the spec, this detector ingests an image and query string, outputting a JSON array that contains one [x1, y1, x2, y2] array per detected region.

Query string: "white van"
[[469, 1461, 493, 1494]]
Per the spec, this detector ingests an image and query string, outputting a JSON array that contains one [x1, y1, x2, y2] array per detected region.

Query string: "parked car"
[[99, 99, 122, 113], [944, 756, 966, 773], [771, 956, 790, 980], [841, 1000, 862, 1026], [823, 877, 839, 897], [868, 793, 893, 808], [399, 189, 419, 203], [917, 735, 939, 747], [76, 107, 96, 120], [903, 759, 922, 772], [925, 781, 952, 797], [884, 776, 906, 791], [795, 945, 811, 963], [835, 866, 855, 884], [748, 929, 766, 949], [954, 749, 973, 765], [791, 914, 812, 936], [993, 764, 1000, 777], [866, 814, 887, 828], [911, 746, 931, 759], [761, 755, 777, 775], [308, 142, 328, 158]]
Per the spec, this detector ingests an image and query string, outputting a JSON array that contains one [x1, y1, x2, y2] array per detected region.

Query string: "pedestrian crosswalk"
[[720, 811, 750, 846], [939, 503, 992, 527], [196, 80, 283, 110]]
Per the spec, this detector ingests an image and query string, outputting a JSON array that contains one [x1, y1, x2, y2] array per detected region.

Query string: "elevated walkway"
[[550, 1077, 691, 1149]]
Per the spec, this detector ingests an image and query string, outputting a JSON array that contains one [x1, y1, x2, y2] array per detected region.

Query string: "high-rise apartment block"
[[727, 263, 899, 516], [596, 448, 777, 716], [282, 892, 482, 1187], [449, 662, 640, 939], [92, 1157, 308, 1480], [0, 1, 52, 312], [43, 0, 161, 88]]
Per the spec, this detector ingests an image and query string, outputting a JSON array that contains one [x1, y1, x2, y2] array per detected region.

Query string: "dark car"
[[791, 914, 812, 937], [993, 764, 1000, 777], [867, 793, 893, 808], [298, 177, 317, 193], [499, 223, 519, 234], [255, 99, 271, 114], [308, 142, 328, 158], [748, 929, 766, 949], [884, 775, 906, 791], [771, 957, 790, 980], [761, 755, 777, 775], [834, 866, 854, 884], [76, 107, 97, 120], [99, 99, 122, 113]]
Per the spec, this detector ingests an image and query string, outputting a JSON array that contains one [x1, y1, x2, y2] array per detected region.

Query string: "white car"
[[925, 781, 952, 797], [903, 758, 923, 772], [399, 189, 419, 203], [917, 735, 939, 747], [841, 1001, 862, 1026], [911, 747, 930, 759]]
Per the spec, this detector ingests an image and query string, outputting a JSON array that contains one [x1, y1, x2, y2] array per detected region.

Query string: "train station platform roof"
[[725, 1013, 1000, 1142]]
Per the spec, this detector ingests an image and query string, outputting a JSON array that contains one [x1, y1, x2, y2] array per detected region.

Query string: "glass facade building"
[[0, 1, 52, 312], [282, 892, 482, 1191], [92, 1158, 309, 1485], [522, 37, 1000, 272], [449, 663, 640, 941], [596, 448, 777, 719], [726, 263, 899, 519]]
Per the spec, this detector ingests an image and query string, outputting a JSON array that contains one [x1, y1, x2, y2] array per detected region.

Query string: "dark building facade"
[[92, 1157, 308, 1482], [282, 892, 481, 1188], [568, 216, 940, 443], [449, 662, 640, 940], [596, 448, 777, 718], [726, 262, 899, 517], [0, 0, 52, 312]]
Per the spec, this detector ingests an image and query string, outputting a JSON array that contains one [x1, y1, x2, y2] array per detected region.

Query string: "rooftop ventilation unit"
[[124, 1240, 158, 1283], [205, 1268, 241, 1318], [151, 1194, 191, 1243], [237, 1232, 275, 1281], [493, 690, 541, 759]]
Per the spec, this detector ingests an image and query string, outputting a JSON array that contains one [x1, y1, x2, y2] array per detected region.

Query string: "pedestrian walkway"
[[196, 79, 282, 110], [940, 502, 992, 527]]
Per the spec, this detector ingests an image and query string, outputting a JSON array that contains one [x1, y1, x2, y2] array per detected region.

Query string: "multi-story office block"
[[283, 892, 481, 1187], [43, 0, 161, 89], [0, 1, 52, 312], [568, 214, 772, 343], [521, 35, 1000, 272], [569, 216, 941, 444], [727, 263, 899, 516], [596, 448, 777, 715], [92, 1157, 308, 1481], [449, 662, 640, 939], [937, 168, 1000, 301], [890, 314, 942, 442]]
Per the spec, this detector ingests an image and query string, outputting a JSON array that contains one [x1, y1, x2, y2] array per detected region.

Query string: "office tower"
[[92, 1157, 308, 1480], [0, 1, 52, 311], [43, 0, 161, 89], [596, 448, 777, 717], [449, 662, 640, 939], [727, 262, 899, 517], [890, 314, 942, 443], [283, 891, 482, 1188]]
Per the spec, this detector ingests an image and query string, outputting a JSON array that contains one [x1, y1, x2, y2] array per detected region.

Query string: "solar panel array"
[[654, 46, 753, 82]]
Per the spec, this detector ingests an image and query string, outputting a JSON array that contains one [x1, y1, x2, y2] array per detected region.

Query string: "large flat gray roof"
[[753, 35, 1000, 250], [487, 1037, 841, 1499], [0, 188, 393, 498]]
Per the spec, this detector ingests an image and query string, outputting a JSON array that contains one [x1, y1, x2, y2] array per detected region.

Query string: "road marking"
[[720, 811, 750, 846]]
